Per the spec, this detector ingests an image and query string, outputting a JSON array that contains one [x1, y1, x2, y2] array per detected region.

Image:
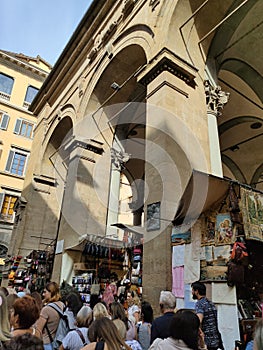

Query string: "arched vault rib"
[[250, 164, 263, 187], [219, 116, 263, 136], [221, 154, 246, 183], [207, 0, 259, 70], [220, 58, 263, 102]]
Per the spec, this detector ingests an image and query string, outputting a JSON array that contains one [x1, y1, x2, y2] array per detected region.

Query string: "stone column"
[[137, 48, 203, 307], [129, 200, 144, 226], [106, 136, 130, 238], [204, 80, 230, 177]]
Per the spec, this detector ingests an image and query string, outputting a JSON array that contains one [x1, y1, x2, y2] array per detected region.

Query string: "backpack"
[[45, 303, 72, 350]]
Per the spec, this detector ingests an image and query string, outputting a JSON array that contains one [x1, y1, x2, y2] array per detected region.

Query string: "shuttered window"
[[14, 118, 34, 138], [0, 113, 10, 130], [5, 149, 29, 177]]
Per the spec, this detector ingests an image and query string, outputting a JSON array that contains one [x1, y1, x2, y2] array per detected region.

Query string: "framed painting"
[[147, 202, 160, 231], [201, 218, 216, 246], [215, 213, 235, 245], [171, 227, 191, 244]]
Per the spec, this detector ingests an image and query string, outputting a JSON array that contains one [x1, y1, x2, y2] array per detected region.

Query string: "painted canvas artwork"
[[147, 202, 160, 231], [201, 219, 216, 246], [171, 228, 191, 244], [215, 213, 235, 245]]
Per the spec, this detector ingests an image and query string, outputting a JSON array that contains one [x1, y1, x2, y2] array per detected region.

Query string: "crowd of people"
[[0, 281, 263, 350]]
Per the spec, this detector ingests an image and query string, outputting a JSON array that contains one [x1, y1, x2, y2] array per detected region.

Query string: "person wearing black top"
[[150, 291, 176, 344]]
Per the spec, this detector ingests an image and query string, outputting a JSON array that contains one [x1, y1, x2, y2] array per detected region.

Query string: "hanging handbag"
[[90, 278, 100, 295]]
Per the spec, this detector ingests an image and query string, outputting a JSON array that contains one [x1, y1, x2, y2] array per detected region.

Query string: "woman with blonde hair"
[[60, 305, 93, 350], [35, 281, 65, 350], [126, 291, 140, 325], [81, 316, 132, 350], [93, 302, 110, 321], [0, 291, 12, 346]]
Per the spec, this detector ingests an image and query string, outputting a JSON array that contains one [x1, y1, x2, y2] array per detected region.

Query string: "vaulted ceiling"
[[191, 0, 263, 190]]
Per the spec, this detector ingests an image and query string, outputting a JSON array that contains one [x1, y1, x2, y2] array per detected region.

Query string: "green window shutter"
[[14, 119, 22, 134], [5, 150, 14, 172], [0, 114, 10, 130]]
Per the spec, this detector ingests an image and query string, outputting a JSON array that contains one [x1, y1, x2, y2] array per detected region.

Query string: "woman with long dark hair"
[[137, 301, 153, 350], [149, 309, 206, 350]]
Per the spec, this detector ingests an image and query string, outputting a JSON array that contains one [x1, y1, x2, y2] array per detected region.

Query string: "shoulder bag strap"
[[75, 329, 86, 345], [48, 302, 64, 317], [95, 341, 105, 350], [44, 321, 54, 344], [44, 303, 64, 344]]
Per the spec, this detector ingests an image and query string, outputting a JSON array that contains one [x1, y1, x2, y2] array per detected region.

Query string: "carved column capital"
[[204, 80, 230, 116], [111, 148, 130, 171]]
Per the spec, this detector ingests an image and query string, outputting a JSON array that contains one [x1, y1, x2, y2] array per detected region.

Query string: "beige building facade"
[[0, 51, 51, 257], [4, 1, 263, 348]]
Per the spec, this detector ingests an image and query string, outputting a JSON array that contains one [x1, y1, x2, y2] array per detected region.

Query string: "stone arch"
[[41, 116, 73, 179], [78, 41, 150, 118], [113, 24, 155, 46], [43, 105, 76, 143], [79, 44, 147, 143], [77, 44, 148, 233]]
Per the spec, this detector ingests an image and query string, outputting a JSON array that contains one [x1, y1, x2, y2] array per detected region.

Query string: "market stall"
[[172, 170, 263, 349]]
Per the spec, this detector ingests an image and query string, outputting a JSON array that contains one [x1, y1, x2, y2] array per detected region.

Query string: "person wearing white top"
[[127, 291, 140, 324]]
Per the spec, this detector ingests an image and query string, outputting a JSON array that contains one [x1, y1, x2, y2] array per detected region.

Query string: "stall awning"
[[65, 233, 125, 251], [172, 170, 231, 226], [111, 223, 144, 236], [65, 236, 87, 252]]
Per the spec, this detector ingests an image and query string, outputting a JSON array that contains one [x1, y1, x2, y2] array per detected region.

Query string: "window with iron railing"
[[0, 73, 14, 101], [23, 85, 39, 107]]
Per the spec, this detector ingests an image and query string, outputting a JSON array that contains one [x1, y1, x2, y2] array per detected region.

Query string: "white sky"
[[0, 0, 93, 66]]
